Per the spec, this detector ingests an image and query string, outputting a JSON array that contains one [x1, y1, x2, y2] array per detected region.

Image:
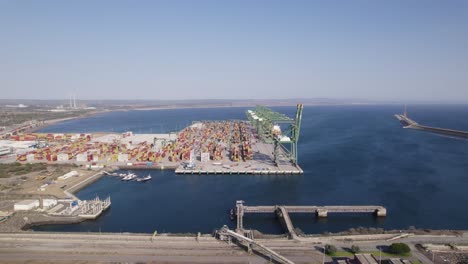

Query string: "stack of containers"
[[230, 146, 240, 162]]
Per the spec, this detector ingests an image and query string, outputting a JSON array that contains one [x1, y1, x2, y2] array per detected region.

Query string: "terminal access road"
[[0, 232, 323, 264], [1, 232, 468, 263]]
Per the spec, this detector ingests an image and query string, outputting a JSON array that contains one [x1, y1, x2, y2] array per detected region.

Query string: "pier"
[[78, 196, 111, 219], [234, 201, 386, 238], [174, 104, 305, 175], [395, 109, 468, 138]]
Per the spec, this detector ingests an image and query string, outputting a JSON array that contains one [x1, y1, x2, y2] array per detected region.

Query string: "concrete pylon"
[[316, 209, 328, 218]]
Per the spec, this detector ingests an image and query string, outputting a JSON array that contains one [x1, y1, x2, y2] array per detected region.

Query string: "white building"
[[26, 153, 35, 162], [201, 152, 210, 162], [14, 200, 39, 211], [118, 153, 129, 162], [76, 153, 87, 162], [0, 147, 12, 156], [58, 171, 79, 180], [42, 199, 58, 209], [57, 153, 70, 162]]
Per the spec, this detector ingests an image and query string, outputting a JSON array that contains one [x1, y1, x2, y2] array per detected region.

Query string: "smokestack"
[[73, 94, 77, 109]]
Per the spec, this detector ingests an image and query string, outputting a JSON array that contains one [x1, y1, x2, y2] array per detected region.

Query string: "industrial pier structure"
[[234, 201, 386, 239], [175, 104, 304, 175], [247, 104, 303, 166], [395, 106, 468, 138]]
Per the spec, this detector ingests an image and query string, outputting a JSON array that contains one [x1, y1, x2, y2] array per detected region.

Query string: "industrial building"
[[58, 171, 79, 180], [14, 200, 40, 211]]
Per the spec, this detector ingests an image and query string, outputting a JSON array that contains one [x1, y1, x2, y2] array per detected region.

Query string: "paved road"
[[1, 232, 468, 263], [0, 233, 266, 263]]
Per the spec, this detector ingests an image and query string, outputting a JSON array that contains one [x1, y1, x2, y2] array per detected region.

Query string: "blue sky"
[[1, 1, 467, 101]]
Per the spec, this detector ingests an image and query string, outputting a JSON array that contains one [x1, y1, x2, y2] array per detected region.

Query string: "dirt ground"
[[0, 164, 102, 200], [0, 165, 106, 232]]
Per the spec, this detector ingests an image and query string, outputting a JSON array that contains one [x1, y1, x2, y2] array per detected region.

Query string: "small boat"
[[229, 209, 235, 221], [121, 174, 137, 181], [136, 175, 152, 182]]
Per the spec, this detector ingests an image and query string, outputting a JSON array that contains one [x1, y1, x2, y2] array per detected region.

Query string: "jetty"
[[234, 201, 386, 239], [395, 107, 468, 138], [78, 196, 111, 219]]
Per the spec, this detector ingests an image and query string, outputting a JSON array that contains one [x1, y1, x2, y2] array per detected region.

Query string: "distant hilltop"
[[0, 98, 385, 110]]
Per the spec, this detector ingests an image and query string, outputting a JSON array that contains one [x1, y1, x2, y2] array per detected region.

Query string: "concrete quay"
[[175, 142, 303, 175], [175, 165, 303, 175]]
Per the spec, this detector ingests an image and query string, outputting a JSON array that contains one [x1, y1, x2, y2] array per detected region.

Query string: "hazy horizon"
[[1, 1, 468, 102]]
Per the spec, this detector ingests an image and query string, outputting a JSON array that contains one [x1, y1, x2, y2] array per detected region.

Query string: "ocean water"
[[34, 105, 468, 234]]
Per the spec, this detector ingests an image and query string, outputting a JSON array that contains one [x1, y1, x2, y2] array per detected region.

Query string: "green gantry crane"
[[246, 104, 303, 166]]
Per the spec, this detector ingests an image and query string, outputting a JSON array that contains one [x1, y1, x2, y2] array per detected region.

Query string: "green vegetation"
[[166, 233, 197, 237], [351, 245, 360, 253], [325, 244, 337, 255], [0, 109, 90, 127], [327, 250, 412, 258], [0, 162, 47, 178], [327, 251, 354, 257], [367, 250, 411, 257], [389, 243, 411, 255]]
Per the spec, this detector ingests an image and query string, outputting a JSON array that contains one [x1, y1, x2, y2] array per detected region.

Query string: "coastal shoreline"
[[2, 166, 467, 246], [28, 110, 106, 133]]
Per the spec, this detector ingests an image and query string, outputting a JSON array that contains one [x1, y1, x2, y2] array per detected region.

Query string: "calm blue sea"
[[34, 105, 468, 234]]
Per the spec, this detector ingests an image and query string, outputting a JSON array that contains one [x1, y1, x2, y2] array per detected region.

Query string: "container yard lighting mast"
[[246, 104, 303, 166]]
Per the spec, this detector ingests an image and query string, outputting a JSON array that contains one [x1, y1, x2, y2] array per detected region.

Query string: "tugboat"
[[136, 174, 152, 182]]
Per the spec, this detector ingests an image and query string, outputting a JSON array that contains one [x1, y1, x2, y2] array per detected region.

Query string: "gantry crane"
[[246, 104, 303, 166]]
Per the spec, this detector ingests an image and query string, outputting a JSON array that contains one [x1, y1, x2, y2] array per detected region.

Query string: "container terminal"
[[0, 105, 304, 175], [395, 106, 468, 138]]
